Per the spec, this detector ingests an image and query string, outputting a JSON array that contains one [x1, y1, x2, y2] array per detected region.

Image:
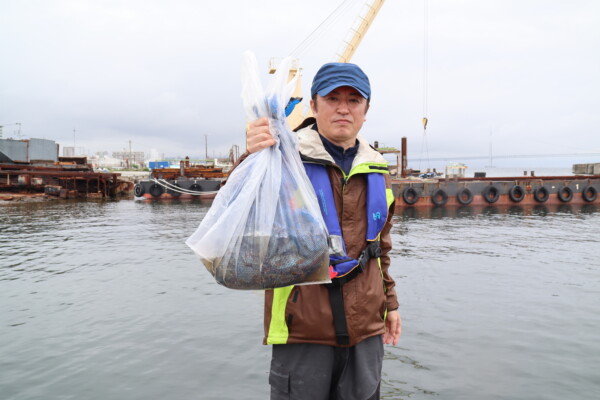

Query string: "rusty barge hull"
[[135, 178, 221, 200], [391, 175, 600, 209], [134, 159, 227, 200], [0, 163, 131, 199]]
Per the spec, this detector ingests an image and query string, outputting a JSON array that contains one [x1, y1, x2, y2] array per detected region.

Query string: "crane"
[[269, 0, 386, 129], [335, 0, 386, 63]]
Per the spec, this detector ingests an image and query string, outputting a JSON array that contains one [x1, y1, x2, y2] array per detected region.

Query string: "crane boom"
[[269, 0, 386, 128], [336, 0, 386, 63]]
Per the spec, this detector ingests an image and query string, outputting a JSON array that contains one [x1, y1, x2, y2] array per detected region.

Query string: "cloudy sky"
[[1, 0, 599, 169]]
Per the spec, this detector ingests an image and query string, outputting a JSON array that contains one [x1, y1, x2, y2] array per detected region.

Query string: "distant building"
[[89, 154, 123, 169], [62, 146, 86, 157], [63, 147, 75, 157], [148, 148, 164, 162], [112, 151, 145, 168]]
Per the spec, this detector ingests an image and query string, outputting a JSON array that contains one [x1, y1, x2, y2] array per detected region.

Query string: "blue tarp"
[[149, 161, 169, 170]]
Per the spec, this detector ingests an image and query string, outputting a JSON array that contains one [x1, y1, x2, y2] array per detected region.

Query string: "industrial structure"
[[0, 138, 132, 199], [271, 0, 386, 129], [276, 0, 600, 211]]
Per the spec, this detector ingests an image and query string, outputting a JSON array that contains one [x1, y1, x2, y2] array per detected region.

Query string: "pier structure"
[[0, 137, 132, 200], [0, 162, 130, 199]]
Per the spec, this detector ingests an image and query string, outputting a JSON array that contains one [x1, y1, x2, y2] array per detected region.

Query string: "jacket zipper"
[[339, 167, 348, 231]]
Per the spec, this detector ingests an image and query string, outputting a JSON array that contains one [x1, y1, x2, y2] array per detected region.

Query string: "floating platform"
[[391, 175, 600, 209], [134, 159, 227, 200], [134, 178, 222, 200], [0, 161, 132, 199]]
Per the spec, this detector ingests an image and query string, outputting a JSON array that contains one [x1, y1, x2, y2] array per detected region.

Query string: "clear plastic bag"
[[185, 51, 330, 290]]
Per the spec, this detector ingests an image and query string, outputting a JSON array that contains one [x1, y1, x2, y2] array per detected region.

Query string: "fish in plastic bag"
[[185, 52, 330, 290]]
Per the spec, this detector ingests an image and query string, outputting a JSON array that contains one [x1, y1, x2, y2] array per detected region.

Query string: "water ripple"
[[1, 201, 599, 399]]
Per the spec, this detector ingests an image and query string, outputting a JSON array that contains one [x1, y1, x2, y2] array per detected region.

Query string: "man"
[[246, 62, 401, 400]]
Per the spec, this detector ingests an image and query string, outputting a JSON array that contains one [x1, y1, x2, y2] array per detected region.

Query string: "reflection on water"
[[389, 202, 600, 400], [1, 200, 600, 400], [398, 203, 598, 220]]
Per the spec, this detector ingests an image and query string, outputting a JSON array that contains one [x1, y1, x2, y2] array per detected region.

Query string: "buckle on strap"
[[325, 241, 382, 346], [357, 241, 382, 271], [328, 241, 382, 286]]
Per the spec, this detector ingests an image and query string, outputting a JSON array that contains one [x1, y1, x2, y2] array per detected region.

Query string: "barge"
[[134, 157, 228, 200], [378, 138, 600, 210], [0, 162, 131, 199], [391, 175, 600, 209], [0, 138, 131, 199]]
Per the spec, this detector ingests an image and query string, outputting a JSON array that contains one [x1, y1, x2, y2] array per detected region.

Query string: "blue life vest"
[[303, 162, 388, 281]]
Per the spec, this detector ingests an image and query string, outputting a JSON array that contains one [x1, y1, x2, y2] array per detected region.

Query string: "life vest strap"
[[328, 240, 381, 286], [327, 285, 349, 345], [326, 240, 381, 345]]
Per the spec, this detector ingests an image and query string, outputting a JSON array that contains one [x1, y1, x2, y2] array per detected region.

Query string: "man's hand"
[[246, 117, 276, 154], [384, 310, 402, 345]]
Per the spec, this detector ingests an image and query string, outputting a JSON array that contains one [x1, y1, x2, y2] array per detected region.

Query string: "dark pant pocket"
[[269, 368, 290, 399]]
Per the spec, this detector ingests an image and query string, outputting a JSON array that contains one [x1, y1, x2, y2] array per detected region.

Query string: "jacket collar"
[[297, 123, 388, 169]]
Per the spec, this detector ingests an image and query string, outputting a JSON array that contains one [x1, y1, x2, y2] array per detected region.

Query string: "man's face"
[[310, 86, 369, 149]]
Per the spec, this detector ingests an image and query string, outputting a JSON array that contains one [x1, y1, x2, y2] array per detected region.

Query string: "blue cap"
[[311, 62, 371, 100]]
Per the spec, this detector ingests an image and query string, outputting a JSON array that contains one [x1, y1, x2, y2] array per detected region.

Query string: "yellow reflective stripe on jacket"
[[347, 162, 389, 178], [386, 188, 394, 208], [266, 286, 294, 344], [376, 253, 390, 322]]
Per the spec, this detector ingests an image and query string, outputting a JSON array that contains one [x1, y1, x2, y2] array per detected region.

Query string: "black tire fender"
[[456, 188, 473, 205], [431, 189, 448, 206], [582, 185, 598, 202], [167, 184, 181, 197], [149, 183, 164, 198], [189, 183, 202, 194], [557, 186, 573, 202], [402, 187, 419, 205], [533, 186, 549, 203], [482, 185, 500, 203], [134, 184, 144, 197], [508, 185, 525, 203]]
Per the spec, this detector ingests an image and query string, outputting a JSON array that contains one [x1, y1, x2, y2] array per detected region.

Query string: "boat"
[[134, 157, 228, 200]]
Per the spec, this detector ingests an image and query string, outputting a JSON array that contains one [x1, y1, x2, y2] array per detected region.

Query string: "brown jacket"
[[260, 123, 398, 347]]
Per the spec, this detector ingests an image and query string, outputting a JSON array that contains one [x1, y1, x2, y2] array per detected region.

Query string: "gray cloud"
[[1, 0, 599, 169]]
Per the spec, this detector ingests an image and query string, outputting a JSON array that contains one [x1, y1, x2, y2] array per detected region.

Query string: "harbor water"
[[1, 198, 599, 399]]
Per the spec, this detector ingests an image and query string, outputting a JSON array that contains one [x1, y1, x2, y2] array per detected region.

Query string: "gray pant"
[[269, 335, 383, 400]]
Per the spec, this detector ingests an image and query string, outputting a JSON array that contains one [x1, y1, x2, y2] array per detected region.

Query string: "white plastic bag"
[[185, 51, 330, 290]]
